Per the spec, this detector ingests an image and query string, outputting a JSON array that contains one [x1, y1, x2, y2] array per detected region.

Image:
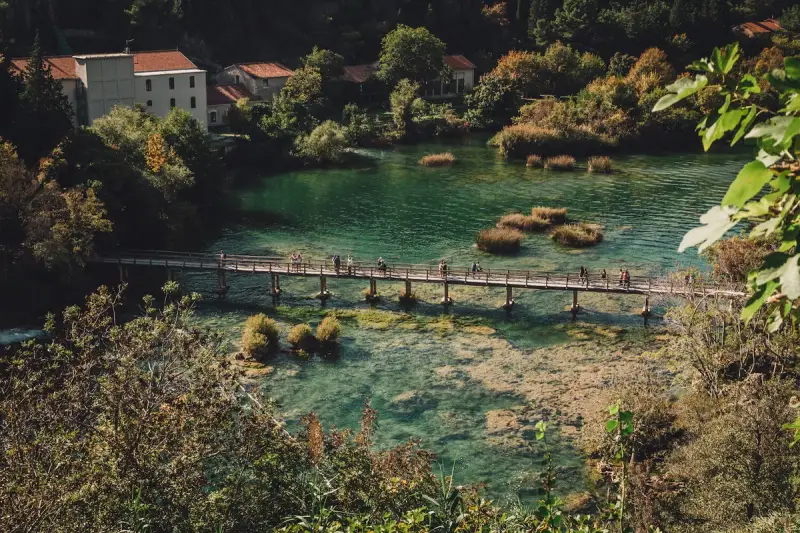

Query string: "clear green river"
[[182, 137, 745, 504]]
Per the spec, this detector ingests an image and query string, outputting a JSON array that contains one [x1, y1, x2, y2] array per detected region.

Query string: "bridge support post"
[[502, 286, 514, 310], [400, 279, 414, 303], [216, 269, 229, 299], [570, 290, 580, 317], [271, 274, 282, 296], [642, 296, 651, 318], [366, 278, 378, 302], [441, 281, 453, 305], [317, 275, 330, 300], [118, 264, 126, 283]]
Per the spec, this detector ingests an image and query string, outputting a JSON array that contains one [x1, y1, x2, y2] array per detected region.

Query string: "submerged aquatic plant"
[[545, 155, 577, 171], [420, 152, 456, 167], [497, 213, 550, 232], [551, 223, 604, 247], [476, 227, 523, 254]]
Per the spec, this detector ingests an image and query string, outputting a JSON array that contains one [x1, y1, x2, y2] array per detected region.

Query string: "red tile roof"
[[10, 56, 78, 79], [342, 64, 377, 83], [236, 62, 294, 79], [736, 18, 784, 37], [133, 50, 198, 72], [445, 55, 476, 70], [207, 84, 259, 105]]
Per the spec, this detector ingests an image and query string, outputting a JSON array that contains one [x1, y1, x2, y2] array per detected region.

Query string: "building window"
[[456, 72, 466, 95], [210, 111, 218, 124], [235, 74, 240, 84], [145, 79, 152, 92], [170, 98, 176, 108], [146, 100, 153, 107], [190, 96, 196, 109], [169, 77, 175, 90], [190, 75, 195, 88], [263, 78, 270, 87]]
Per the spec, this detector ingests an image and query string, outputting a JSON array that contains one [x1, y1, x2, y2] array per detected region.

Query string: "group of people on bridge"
[[577, 266, 632, 288]]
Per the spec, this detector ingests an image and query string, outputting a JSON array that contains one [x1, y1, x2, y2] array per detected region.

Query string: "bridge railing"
[[97, 251, 745, 295]]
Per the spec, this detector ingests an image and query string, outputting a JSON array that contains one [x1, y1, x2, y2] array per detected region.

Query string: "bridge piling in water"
[[271, 274, 281, 296], [317, 275, 330, 300], [642, 296, 651, 317], [503, 286, 514, 310], [571, 290, 580, 317], [366, 278, 378, 302], [441, 281, 453, 305]]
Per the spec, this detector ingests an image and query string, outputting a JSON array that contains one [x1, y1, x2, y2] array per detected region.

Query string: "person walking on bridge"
[[219, 250, 227, 261], [347, 254, 353, 275], [333, 254, 341, 275]]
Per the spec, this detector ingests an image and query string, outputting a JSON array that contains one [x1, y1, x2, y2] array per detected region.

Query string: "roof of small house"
[[735, 18, 784, 37], [207, 84, 260, 106], [445, 55, 476, 70], [132, 50, 198, 73], [10, 55, 78, 79], [342, 64, 377, 83], [235, 62, 294, 79]]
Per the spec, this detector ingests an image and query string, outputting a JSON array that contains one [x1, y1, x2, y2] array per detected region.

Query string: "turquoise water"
[[181, 138, 745, 503]]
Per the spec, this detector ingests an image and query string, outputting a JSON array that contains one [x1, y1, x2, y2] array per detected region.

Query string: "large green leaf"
[[652, 75, 709, 112], [785, 57, 800, 83], [746, 116, 800, 148], [756, 252, 793, 285], [721, 161, 772, 208], [732, 105, 758, 146], [712, 43, 740, 75], [679, 206, 738, 253], [737, 74, 761, 95], [741, 280, 779, 322], [780, 255, 800, 300], [702, 108, 746, 151]]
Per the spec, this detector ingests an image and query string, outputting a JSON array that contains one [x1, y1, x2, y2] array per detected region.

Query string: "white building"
[[217, 62, 294, 101], [12, 50, 208, 129], [206, 83, 260, 128]]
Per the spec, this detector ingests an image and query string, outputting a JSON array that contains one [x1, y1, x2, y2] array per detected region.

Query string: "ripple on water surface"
[[185, 138, 745, 503]]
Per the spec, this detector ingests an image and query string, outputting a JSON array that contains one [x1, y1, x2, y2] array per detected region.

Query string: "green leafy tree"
[[389, 79, 420, 139], [781, 5, 800, 34], [654, 42, 800, 329], [16, 32, 73, 163], [294, 120, 349, 164], [302, 46, 345, 81], [377, 25, 448, 84], [552, 0, 598, 43]]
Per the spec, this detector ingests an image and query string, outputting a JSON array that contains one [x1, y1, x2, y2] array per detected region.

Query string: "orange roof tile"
[[342, 64, 377, 83], [236, 62, 294, 79], [737, 18, 784, 37], [445, 55, 476, 70], [207, 84, 259, 105], [10, 56, 78, 79], [133, 50, 197, 73]]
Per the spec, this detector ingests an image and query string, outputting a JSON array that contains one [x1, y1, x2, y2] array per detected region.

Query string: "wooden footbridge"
[[95, 250, 747, 316]]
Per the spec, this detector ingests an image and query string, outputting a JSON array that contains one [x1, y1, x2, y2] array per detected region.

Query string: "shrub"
[[476, 227, 523, 254], [704, 236, 777, 283], [287, 323, 314, 349], [544, 155, 576, 171], [241, 313, 279, 357], [531, 206, 568, 224], [316, 316, 341, 344], [294, 120, 349, 164], [551, 223, 604, 247], [588, 156, 613, 173], [497, 213, 550, 231], [495, 123, 614, 158], [420, 152, 456, 167], [526, 154, 544, 168]]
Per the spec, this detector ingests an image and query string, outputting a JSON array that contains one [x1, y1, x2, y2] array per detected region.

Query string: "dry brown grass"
[[420, 152, 456, 167], [545, 155, 576, 171], [497, 213, 551, 232], [526, 154, 544, 168], [588, 156, 613, 173], [551, 223, 604, 247], [531, 207, 568, 224], [476, 228, 523, 254]]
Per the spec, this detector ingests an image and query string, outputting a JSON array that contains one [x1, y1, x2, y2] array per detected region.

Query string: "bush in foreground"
[[545, 155, 576, 171], [493, 123, 615, 159], [497, 213, 550, 232], [420, 152, 456, 167], [588, 156, 613, 173], [531, 206, 568, 224], [288, 323, 315, 349], [526, 154, 544, 168], [551, 223, 604, 247], [476, 227, 523, 254], [241, 313, 280, 357], [315, 316, 341, 344]]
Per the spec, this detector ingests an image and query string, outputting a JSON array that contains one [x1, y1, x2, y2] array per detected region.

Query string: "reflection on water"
[[0, 328, 44, 346], [182, 138, 743, 503]]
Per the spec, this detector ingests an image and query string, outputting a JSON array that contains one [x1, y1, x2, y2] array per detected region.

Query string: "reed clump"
[[315, 316, 341, 344], [476, 228, 523, 254], [497, 213, 550, 232], [420, 152, 456, 167], [588, 156, 613, 173], [241, 313, 280, 358], [531, 207, 568, 224], [288, 323, 314, 350], [551, 223, 604, 247], [545, 155, 576, 171], [526, 154, 544, 168]]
